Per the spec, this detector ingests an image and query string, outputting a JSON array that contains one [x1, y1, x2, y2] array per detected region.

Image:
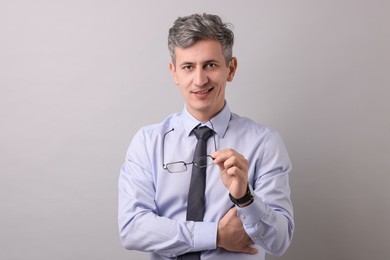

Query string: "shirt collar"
[[181, 102, 231, 138]]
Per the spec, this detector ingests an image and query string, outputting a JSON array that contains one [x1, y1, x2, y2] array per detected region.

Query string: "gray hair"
[[168, 13, 234, 66]]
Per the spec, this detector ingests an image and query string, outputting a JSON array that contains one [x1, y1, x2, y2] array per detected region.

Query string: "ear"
[[169, 62, 179, 85], [227, 57, 237, 82]]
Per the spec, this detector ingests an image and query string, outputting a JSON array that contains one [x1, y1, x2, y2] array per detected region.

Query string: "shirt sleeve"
[[118, 129, 218, 258], [236, 129, 294, 256]]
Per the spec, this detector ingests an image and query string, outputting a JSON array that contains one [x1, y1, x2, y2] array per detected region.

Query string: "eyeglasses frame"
[[162, 122, 217, 173]]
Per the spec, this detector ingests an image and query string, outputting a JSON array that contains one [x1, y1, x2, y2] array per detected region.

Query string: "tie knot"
[[193, 126, 214, 140]]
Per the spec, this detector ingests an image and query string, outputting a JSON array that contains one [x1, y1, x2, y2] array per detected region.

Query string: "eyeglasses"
[[162, 125, 217, 173], [164, 155, 215, 173]]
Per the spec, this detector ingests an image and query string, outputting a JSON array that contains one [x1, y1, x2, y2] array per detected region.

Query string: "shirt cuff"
[[193, 221, 218, 251], [236, 194, 267, 228]]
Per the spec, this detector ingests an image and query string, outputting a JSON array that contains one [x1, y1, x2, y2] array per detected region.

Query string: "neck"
[[187, 102, 226, 123]]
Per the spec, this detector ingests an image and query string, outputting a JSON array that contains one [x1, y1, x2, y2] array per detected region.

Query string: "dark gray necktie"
[[179, 126, 214, 260]]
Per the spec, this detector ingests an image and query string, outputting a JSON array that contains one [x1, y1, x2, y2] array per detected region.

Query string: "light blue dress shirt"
[[118, 103, 294, 260]]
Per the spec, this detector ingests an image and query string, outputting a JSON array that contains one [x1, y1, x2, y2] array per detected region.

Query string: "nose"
[[193, 68, 208, 87]]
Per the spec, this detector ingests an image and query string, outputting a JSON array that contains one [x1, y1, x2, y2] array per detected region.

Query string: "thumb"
[[212, 152, 225, 172]]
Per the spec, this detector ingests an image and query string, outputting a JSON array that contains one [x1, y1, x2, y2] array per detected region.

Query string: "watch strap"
[[229, 184, 254, 205]]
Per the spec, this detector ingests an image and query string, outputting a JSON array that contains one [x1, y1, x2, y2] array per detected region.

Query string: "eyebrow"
[[178, 59, 220, 67]]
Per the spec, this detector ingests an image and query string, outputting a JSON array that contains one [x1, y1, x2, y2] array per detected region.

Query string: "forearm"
[[119, 206, 217, 257]]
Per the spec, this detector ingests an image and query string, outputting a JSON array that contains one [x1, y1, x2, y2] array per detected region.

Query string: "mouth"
[[192, 87, 214, 96]]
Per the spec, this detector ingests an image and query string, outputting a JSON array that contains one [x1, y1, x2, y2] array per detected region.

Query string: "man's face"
[[169, 39, 237, 122]]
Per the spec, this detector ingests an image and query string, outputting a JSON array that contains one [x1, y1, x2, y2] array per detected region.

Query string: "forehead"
[[174, 39, 225, 64]]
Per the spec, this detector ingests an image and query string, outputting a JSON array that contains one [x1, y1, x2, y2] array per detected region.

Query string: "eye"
[[182, 65, 193, 71], [205, 63, 217, 69]]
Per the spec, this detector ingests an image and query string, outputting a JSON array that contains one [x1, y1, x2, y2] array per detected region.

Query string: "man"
[[118, 13, 294, 260]]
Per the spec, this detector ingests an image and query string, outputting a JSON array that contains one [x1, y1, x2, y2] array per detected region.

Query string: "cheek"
[[178, 84, 191, 100], [216, 86, 226, 99], [176, 74, 192, 88]]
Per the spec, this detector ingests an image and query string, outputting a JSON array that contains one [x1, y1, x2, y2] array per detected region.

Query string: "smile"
[[192, 87, 214, 95]]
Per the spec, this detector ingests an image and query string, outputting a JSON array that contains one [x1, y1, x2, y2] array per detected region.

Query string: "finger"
[[240, 235, 258, 254], [227, 206, 237, 216], [223, 154, 248, 171], [226, 165, 241, 176], [212, 148, 236, 164], [242, 235, 255, 246], [241, 246, 259, 255], [212, 152, 226, 171], [215, 161, 225, 173]]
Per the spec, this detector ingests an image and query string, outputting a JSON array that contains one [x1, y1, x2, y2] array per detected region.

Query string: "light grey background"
[[1, 0, 389, 259]]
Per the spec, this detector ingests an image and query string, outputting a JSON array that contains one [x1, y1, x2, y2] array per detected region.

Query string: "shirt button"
[[240, 214, 245, 220]]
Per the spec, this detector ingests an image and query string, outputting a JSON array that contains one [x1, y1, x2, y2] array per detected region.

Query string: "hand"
[[217, 207, 258, 254], [212, 148, 249, 199]]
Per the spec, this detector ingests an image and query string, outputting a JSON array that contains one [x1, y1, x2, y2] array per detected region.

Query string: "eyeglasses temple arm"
[[162, 128, 175, 170]]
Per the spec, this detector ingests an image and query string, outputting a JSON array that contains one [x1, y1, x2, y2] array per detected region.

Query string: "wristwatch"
[[229, 184, 254, 206]]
